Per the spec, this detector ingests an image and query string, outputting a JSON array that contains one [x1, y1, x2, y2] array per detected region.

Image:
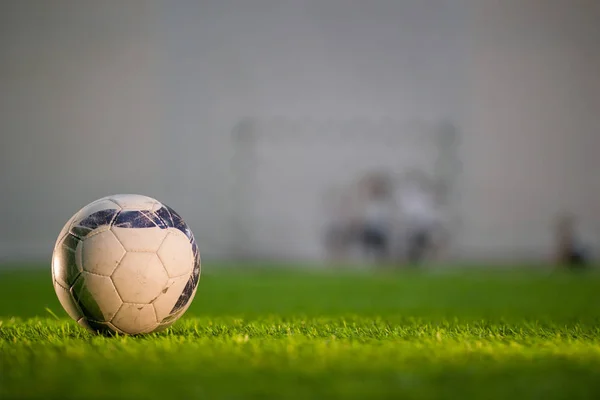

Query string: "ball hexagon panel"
[[52, 233, 83, 289], [75, 239, 84, 272], [112, 303, 158, 335], [157, 231, 194, 278], [81, 230, 126, 276], [70, 272, 123, 322], [108, 194, 158, 211], [69, 199, 121, 239], [152, 274, 191, 321], [53, 281, 83, 321], [111, 226, 167, 252], [111, 252, 169, 304]]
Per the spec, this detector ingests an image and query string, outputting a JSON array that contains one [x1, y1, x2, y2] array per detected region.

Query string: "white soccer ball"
[[51, 194, 201, 335]]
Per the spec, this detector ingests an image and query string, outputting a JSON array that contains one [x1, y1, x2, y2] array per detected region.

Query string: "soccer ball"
[[51, 194, 201, 335]]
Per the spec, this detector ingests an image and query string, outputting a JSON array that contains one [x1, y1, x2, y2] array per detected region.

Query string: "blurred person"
[[554, 213, 590, 269], [359, 172, 394, 263], [397, 171, 439, 265], [323, 186, 360, 262]]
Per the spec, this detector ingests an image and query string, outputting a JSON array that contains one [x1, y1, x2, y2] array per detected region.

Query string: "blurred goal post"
[[230, 117, 462, 261]]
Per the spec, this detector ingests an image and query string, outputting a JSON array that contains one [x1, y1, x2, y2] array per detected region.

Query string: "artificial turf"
[[1, 265, 600, 399]]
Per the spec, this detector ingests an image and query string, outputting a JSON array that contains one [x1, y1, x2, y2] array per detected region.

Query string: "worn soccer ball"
[[51, 194, 201, 335]]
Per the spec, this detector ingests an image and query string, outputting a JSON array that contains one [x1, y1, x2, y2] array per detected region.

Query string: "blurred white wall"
[[463, 0, 600, 260], [0, 1, 166, 260], [0, 0, 598, 263]]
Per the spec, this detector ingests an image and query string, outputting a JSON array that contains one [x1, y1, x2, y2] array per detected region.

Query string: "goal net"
[[230, 117, 462, 262]]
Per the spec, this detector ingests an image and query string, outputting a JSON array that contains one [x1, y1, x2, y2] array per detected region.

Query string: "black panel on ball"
[[78, 209, 118, 230], [164, 205, 194, 241], [112, 210, 162, 229], [154, 206, 174, 228], [167, 237, 201, 317]]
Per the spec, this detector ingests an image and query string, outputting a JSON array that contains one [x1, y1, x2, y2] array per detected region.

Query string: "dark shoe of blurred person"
[[555, 213, 590, 270]]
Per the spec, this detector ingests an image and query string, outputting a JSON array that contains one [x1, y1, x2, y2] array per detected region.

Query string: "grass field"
[[1, 265, 600, 399]]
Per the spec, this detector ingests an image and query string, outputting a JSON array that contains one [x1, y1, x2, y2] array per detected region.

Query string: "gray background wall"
[[1, 0, 598, 263]]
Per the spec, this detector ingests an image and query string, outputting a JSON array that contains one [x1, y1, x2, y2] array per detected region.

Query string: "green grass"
[[1, 265, 600, 399]]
